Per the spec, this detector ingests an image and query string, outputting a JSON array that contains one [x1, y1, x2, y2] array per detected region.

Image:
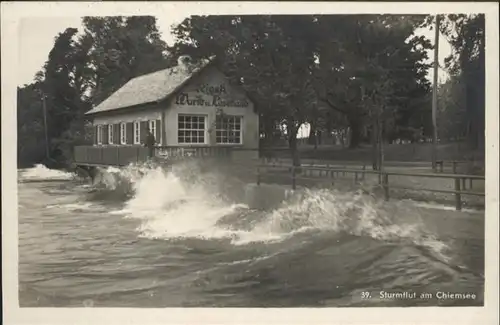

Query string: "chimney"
[[177, 55, 192, 72]]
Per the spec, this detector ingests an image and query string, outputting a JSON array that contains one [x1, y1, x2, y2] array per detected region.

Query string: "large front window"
[[133, 121, 140, 144], [178, 115, 206, 144], [216, 115, 242, 144]]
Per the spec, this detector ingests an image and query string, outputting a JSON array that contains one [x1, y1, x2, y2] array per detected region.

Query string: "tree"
[[169, 15, 433, 167], [313, 15, 432, 152], [25, 27, 93, 166], [17, 16, 172, 167], [436, 75, 467, 141], [169, 15, 319, 166], [17, 83, 47, 167], [437, 14, 485, 150], [82, 16, 172, 106]]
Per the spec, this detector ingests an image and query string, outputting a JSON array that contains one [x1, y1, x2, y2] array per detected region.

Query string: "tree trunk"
[[261, 118, 275, 147], [348, 116, 362, 149], [371, 122, 378, 170], [477, 41, 485, 151], [308, 121, 317, 146], [339, 130, 345, 148], [379, 118, 385, 175], [287, 125, 301, 168]]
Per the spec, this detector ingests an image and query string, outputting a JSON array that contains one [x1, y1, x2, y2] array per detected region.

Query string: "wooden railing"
[[154, 146, 231, 160], [73, 146, 151, 166], [256, 164, 485, 211], [435, 159, 480, 174], [74, 145, 484, 211], [261, 157, 483, 175], [73, 145, 236, 166]]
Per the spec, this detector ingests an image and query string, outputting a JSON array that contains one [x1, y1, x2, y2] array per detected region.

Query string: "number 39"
[[361, 292, 371, 299]]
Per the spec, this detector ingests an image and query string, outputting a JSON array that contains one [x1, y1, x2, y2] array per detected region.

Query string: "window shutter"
[[114, 124, 120, 144], [156, 119, 161, 146], [126, 122, 134, 144], [102, 125, 109, 144], [94, 126, 98, 145], [140, 121, 148, 144]]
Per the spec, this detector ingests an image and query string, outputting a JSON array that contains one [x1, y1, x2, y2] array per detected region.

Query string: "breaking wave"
[[19, 164, 76, 182], [91, 162, 450, 260], [18, 160, 486, 307]]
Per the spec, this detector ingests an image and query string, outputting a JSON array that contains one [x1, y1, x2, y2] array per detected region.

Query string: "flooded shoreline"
[[17, 164, 484, 307]]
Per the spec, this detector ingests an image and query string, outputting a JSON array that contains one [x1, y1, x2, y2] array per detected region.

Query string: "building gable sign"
[[175, 82, 250, 108]]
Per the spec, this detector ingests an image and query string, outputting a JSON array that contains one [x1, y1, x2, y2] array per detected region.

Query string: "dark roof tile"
[[86, 57, 214, 115]]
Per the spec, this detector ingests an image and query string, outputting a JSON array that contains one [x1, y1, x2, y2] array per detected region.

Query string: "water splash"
[[95, 162, 449, 259], [46, 202, 94, 211], [19, 164, 75, 181]]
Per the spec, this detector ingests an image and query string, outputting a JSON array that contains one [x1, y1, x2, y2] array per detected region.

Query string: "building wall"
[[164, 66, 259, 155], [92, 106, 165, 146], [89, 66, 259, 160], [93, 109, 162, 124]]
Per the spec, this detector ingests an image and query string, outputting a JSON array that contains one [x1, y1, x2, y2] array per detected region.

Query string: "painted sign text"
[[175, 93, 249, 108]]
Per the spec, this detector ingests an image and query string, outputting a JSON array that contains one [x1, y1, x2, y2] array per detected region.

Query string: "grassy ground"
[[262, 142, 484, 165], [256, 165, 485, 210], [174, 144, 486, 210]]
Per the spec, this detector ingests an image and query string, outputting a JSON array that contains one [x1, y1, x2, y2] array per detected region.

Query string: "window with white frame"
[[133, 121, 140, 144], [177, 115, 206, 144], [120, 123, 126, 144], [149, 120, 157, 140], [97, 125, 103, 144], [108, 124, 114, 144], [215, 115, 242, 144]]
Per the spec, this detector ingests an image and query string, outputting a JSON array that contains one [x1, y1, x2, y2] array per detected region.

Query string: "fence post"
[[256, 166, 261, 185], [362, 163, 366, 181], [455, 178, 462, 211], [354, 171, 358, 183], [452, 161, 457, 174], [292, 166, 296, 190], [462, 177, 466, 190], [383, 173, 389, 201]]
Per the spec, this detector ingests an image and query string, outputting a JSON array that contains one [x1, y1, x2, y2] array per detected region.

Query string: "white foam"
[[46, 202, 94, 211], [20, 164, 75, 181], [105, 163, 449, 258], [410, 201, 483, 214]]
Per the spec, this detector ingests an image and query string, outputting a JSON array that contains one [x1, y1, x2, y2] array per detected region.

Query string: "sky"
[[17, 16, 453, 87]]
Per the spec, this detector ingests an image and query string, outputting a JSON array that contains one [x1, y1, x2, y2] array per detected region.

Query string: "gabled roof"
[[85, 56, 216, 115]]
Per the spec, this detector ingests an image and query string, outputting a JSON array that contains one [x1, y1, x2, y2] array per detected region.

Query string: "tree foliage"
[[17, 83, 47, 167], [313, 15, 432, 147], [19, 14, 483, 168], [426, 14, 485, 149], [168, 14, 433, 166], [17, 16, 172, 167], [169, 15, 319, 166]]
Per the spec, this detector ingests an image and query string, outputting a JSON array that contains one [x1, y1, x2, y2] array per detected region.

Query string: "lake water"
[[18, 163, 485, 307]]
